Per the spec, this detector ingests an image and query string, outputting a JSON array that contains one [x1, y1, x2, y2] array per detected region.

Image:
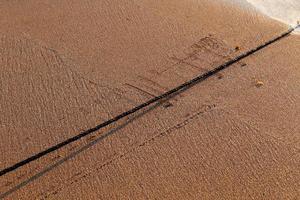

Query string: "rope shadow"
[[0, 101, 162, 199]]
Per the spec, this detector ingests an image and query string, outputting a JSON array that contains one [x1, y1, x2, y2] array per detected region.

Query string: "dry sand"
[[0, 0, 299, 199]]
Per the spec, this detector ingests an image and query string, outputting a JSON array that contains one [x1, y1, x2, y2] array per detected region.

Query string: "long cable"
[[1, 25, 299, 177]]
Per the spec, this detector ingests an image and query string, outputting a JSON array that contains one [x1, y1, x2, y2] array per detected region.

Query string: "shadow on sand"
[[0, 101, 163, 199]]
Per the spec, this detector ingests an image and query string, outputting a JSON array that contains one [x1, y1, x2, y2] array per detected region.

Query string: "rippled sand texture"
[[0, 0, 299, 199], [246, 0, 300, 26]]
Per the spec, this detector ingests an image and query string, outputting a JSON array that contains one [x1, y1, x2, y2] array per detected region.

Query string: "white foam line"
[[245, 0, 300, 28]]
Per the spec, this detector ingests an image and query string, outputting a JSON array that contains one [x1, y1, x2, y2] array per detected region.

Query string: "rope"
[[1, 24, 299, 177]]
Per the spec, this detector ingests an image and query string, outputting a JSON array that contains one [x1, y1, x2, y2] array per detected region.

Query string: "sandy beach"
[[245, 0, 300, 27], [0, 0, 299, 199]]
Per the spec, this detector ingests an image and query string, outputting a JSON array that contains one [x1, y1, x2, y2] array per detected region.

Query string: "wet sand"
[[0, 0, 299, 199], [245, 0, 300, 26]]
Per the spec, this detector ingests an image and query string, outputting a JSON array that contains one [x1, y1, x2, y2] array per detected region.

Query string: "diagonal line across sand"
[[1, 1, 300, 199], [1, 24, 298, 178]]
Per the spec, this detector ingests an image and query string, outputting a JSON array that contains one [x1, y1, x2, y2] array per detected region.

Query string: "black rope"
[[1, 25, 299, 177]]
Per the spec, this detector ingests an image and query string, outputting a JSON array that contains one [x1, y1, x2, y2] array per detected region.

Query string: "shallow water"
[[246, 0, 300, 28]]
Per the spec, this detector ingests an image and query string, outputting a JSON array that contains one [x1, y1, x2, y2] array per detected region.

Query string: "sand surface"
[[245, 0, 300, 26], [0, 0, 299, 199]]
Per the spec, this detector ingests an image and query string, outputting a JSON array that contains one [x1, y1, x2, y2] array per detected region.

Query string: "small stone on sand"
[[163, 102, 173, 108], [217, 74, 224, 79], [240, 63, 247, 67], [255, 81, 264, 88]]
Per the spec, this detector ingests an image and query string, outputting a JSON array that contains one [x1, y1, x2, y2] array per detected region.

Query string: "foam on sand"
[[245, 0, 300, 33]]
